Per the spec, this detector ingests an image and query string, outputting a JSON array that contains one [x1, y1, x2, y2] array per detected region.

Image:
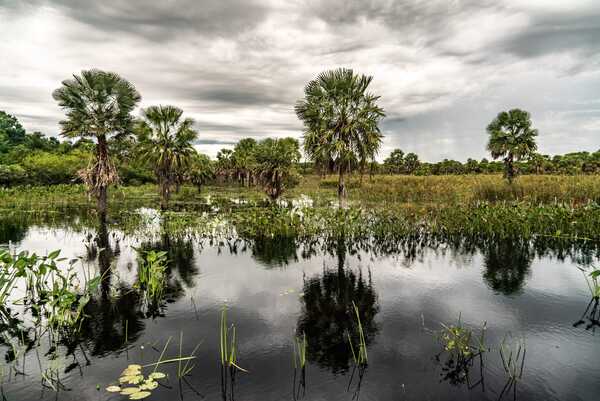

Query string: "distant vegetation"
[[0, 68, 599, 210]]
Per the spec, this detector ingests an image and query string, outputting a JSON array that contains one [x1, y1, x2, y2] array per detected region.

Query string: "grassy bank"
[[1, 175, 599, 246], [1, 174, 600, 209]]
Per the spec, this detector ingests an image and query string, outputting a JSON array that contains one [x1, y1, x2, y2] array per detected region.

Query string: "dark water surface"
[[1, 217, 599, 401]]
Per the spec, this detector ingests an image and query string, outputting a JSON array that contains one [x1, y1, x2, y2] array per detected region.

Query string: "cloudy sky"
[[1, 0, 599, 161]]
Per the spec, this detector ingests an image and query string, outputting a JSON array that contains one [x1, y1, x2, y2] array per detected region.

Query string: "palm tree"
[[295, 68, 385, 207], [135, 105, 198, 210], [53, 70, 141, 216], [486, 109, 538, 183], [254, 137, 301, 201]]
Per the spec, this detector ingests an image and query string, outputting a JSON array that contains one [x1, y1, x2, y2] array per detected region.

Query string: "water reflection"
[[482, 238, 533, 295], [297, 239, 379, 373]]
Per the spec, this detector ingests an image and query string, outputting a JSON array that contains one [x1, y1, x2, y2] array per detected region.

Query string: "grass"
[[220, 305, 247, 372], [293, 332, 307, 369], [498, 335, 526, 400], [579, 266, 600, 299], [347, 301, 368, 366]]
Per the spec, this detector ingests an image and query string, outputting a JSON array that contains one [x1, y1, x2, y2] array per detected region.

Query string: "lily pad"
[[120, 387, 141, 395], [139, 380, 158, 390], [130, 391, 152, 400], [106, 385, 121, 393], [148, 372, 166, 380]]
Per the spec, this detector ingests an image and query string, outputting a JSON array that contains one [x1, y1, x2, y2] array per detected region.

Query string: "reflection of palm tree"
[[79, 285, 145, 356], [297, 239, 378, 373], [251, 236, 298, 268], [482, 239, 533, 295]]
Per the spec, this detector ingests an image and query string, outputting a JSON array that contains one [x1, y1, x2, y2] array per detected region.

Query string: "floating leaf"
[[120, 387, 141, 395], [106, 386, 121, 393], [130, 391, 152, 400], [139, 380, 158, 390], [148, 372, 166, 380]]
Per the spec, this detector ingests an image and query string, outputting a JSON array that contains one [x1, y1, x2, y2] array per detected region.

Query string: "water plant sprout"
[[293, 332, 307, 369], [498, 335, 526, 400], [347, 301, 368, 366], [220, 305, 247, 372]]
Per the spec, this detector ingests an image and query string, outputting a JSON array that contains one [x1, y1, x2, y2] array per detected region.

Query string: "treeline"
[[375, 148, 600, 176], [1, 109, 599, 189]]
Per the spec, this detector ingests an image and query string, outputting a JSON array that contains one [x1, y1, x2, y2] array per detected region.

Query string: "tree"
[[403, 152, 420, 174], [0, 111, 26, 151], [486, 109, 538, 183], [135, 105, 198, 210], [254, 137, 301, 201], [215, 148, 235, 183], [187, 153, 214, 193], [53, 70, 141, 216], [232, 138, 257, 186], [383, 149, 404, 174], [296, 68, 385, 207]]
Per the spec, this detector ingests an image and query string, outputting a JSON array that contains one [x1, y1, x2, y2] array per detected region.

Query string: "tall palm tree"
[[135, 105, 198, 210], [53, 70, 141, 216], [295, 68, 385, 207], [486, 109, 538, 183]]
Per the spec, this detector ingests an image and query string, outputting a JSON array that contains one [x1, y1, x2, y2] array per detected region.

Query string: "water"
[[1, 216, 599, 401]]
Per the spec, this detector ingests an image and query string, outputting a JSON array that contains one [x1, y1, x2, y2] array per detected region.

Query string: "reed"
[[347, 301, 368, 366], [293, 332, 307, 369], [220, 305, 247, 372]]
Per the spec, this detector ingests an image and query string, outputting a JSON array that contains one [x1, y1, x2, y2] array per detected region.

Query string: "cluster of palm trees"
[[53, 70, 199, 213], [53, 67, 540, 215]]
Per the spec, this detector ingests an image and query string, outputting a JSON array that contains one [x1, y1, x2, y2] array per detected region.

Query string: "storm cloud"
[[0, 0, 598, 160]]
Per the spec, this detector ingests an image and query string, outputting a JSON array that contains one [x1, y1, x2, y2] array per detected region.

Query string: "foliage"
[[487, 109, 538, 183], [254, 137, 301, 201], [106, 364, 166, 400], [186, 152, 214, 192], [53, 69, 141, 212], [135, 105, 198, 209], [296, 68, 385, 206], [135, 250, 168, 307]]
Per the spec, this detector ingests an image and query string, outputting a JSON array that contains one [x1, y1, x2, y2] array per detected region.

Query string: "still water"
[[1, 218, 599, 401]]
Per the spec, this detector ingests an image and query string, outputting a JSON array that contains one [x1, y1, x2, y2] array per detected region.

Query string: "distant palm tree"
[[53, 69, 141, 216], [487, 109, 538, 183], [296, 68, 385, 207], [136, 105, 198, 210]]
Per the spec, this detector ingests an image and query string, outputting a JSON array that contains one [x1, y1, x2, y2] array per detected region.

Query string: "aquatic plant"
[[436, 315, 487, 389], [579, 266, 600, 299], [439, 315, 487, 360], [498, 335, 526, 400], [219, 305, 247, 372], [106, 363, 166, 400], [135, 249, 168, 305], [293, 332, 307, 369], [347, 301, 368, 366]]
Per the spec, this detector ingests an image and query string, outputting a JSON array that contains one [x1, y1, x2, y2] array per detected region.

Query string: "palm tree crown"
[[52, 69, 141, 215], [136, 105, 198, 209], [295, 68, 385, 206], [487, 109, 538, 183]]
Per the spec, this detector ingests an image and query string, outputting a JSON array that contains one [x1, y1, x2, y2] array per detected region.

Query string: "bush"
[[21, 150, 89, 185], [0, 164, 27, 186]]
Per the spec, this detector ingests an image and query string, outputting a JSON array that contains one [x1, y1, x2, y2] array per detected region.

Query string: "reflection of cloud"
[[1, 1, 600, 159]]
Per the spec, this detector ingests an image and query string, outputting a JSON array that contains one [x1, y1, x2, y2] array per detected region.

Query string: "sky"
[[0, 0, 599, 161]]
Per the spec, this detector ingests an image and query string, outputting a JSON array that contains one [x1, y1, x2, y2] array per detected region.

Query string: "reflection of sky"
[[4, 227, 600, 401]]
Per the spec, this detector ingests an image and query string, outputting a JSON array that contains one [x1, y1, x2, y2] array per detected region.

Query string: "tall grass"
[[347, 301, 368, 366], [220, 305, 246, 372]]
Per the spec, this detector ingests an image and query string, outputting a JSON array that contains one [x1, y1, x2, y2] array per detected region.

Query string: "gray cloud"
[[2, 0, 268, 40], [0, 0, 599, 160]]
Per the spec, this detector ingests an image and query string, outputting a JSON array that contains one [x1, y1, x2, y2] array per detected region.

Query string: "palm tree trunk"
[[338, 163, 347, 208], [96, 135, 108, 217], [160, 177, 170, 210], [506, 155, 515, 184]]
